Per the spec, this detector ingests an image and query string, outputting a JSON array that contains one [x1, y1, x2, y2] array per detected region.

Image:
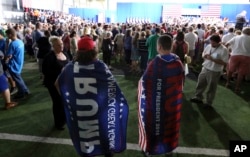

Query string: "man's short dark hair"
[[5, 28, 16, 36], [210, 35, 221, 43], [228, 27, 234, 33], [35, 22, 41, 29], [155, 27, 161, 33], [197, 24, 201, 29], [75, 49, 98, 64], [157, 35, 173, 51]]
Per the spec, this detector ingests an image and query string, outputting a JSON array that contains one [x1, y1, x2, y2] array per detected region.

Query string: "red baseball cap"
[[77, 36, 95, 51]]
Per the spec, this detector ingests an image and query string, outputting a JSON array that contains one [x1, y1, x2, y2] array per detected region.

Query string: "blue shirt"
[[6, 39, 24, 74]]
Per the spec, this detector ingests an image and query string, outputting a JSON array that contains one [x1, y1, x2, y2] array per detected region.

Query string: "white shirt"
[[227, 34, 250, 56], [222, 32, 235, 44], [196, 28, 205, 40], [185, 32, 198, 50], [202, 44, 229, 72]]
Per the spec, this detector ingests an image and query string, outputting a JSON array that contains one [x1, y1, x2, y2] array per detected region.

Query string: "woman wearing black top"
[[101, 32, 113, 69], [42, 36, 69, 130], [37, 30, 51, 79]]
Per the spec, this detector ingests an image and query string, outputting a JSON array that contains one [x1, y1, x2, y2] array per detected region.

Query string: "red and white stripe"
[[138, 79, 147, 152], [162, 4, 182, 18], [22, 0, 32, 8], [200, 5, 221, 17]]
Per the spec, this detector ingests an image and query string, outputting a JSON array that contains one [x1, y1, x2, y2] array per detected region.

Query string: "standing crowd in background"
[[0, 8, 250, 157]]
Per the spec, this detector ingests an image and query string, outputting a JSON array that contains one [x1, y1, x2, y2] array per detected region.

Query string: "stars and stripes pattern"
[[162, 4, 182, 21], [22, 0, 32, 8], [138, 79, 147, 152], [200, 5, 222, 17], [138, 54, 184, 155], [162, 4, 221, 19]]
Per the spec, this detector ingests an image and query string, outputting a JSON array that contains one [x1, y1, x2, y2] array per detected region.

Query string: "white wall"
[[24, 0, 63, 11], [63, 0, 74, 13], [0, 3, 3, 23], [116, 0, 250, 4]]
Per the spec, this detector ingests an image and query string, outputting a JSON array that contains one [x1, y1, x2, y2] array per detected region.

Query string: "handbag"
[[185, 63, 189, 75], [185, 54, 192, 64]]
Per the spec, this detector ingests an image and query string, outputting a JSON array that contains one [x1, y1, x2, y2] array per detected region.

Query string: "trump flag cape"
[[57, 60, 129, 157], [138, 54, 184, 155]]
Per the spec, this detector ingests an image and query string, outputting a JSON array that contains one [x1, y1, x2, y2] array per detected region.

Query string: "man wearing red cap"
[[55, 36, 129, 157]]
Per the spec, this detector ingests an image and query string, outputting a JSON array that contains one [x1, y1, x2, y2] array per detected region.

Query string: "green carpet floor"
[[0, 60, 250, 157]]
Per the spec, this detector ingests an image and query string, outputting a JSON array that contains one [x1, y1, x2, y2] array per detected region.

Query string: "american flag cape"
[[138, 54, 184, 155], [57, 60, 129, 157]]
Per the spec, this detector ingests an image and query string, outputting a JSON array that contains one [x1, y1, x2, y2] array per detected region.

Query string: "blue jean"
[[9, 70, 29, 96], [139, 52, 148, 71], [124, 49, 131, 65]]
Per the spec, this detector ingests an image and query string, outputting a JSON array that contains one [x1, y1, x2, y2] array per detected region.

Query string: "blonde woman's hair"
[[49, 36, 61, 46], [25, 28, 32, 34], [83, 26, 91, 36], [140, 31, 146, 39]]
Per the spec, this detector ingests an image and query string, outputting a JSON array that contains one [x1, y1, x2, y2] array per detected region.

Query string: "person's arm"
[[202, 45, 210, 58], [0, 50, 4, 59], [54, 78, 61, 95], [203, 36, 210, 44], [55, 78, 61, 95], [185, 42, 189, 55], [204, 47, 228, 66], [225, 37, 234, 48], [5, 42, 13, 62], [73, 38, 78, 51], [206, 56, 227, 66], [172, 42, 176, 53], [114, 34, 118, 43], [145, 37, 149, 46]]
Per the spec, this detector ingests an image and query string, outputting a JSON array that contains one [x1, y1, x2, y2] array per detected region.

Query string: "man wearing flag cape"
[[138, 35, 184, 156], [55, 36, 129, 157]]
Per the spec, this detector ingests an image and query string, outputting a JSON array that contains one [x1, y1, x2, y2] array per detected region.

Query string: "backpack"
[[175, 41, 185, 63]]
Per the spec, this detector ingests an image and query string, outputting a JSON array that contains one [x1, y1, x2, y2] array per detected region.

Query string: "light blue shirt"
[[6, 39, 24, 74]]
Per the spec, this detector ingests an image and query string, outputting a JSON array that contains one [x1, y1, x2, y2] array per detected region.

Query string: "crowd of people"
[[0, 7, 250, 157], [23, 8, 82, 25]]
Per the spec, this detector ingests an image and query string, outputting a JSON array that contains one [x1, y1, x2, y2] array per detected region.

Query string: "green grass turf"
[[0, 140, 226, 157], [0, 60, 250, 157]]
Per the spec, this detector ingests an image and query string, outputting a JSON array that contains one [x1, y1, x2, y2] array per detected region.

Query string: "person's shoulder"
[[0, 38, 6, 42], [12, 39, 23, 45], [37, 36, 47, 42], [44, 51, 54, 59], [220, 44, 228, 51], [184, 41, 189, 46]]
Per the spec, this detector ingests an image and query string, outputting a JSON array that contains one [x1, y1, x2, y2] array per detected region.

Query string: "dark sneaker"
[[203, 103, 213, 109], [55, 124, 65, 131], [13, 92, 30, 100], [10, 87, 18, 95], [142, 151, 151, 157], [13, 94, 26, 100], [104, 152, 114, 157], [190, 97, 203, 104]]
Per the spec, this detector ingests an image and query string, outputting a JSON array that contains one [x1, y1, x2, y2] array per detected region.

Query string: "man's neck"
[[11, 37, 17, 41]]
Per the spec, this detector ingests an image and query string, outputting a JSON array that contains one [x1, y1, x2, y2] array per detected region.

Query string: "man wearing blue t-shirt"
[[5, 28, 30, 100]]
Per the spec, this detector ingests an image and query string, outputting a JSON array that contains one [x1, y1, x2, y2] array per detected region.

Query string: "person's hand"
[[204, 54, 212, 60], [4, 55, 12, 63]]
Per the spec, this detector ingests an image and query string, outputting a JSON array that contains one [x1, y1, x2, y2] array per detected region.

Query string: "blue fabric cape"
[[57, 60, 129, 157]]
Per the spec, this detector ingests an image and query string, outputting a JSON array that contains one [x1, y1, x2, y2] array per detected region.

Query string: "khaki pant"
[[195, 67, 221, 105]]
